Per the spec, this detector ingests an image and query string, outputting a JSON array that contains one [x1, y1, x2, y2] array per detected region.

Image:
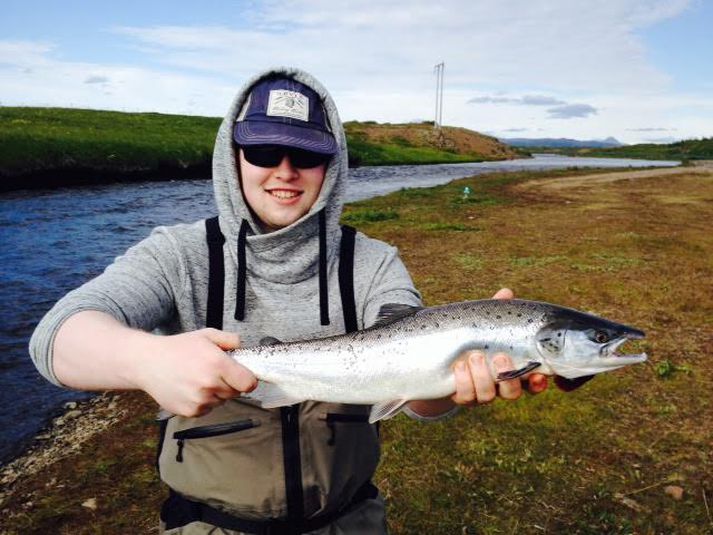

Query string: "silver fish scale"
[[232, 300, 558, 405]]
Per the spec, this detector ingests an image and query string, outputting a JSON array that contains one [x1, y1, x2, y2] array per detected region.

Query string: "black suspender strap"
[[235, 219, 249, 321], [205, 216, 225, 330], [318, 209, 330, 326], [338, 225, 358, 334]]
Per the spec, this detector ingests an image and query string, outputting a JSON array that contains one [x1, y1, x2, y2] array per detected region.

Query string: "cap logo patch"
[[267, 90, 309, 121]]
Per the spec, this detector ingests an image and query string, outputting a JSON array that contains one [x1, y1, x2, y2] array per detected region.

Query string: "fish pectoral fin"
[[243, 381, 304, 408], [373, 303, 423, 328], [496, 361, 542, 381], [554, 374, 595, 392], [369, 399, 409, 423]]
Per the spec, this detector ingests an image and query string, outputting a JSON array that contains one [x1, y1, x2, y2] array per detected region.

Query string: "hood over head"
[[213, 67, 347, 247], [211, 67, 350, 323]]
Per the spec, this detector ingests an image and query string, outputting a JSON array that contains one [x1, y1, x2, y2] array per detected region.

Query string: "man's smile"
[[266, 188, 303, 202]]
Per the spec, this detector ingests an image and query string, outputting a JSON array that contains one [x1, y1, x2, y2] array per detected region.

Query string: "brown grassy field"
[[2, 165, 712, 534]]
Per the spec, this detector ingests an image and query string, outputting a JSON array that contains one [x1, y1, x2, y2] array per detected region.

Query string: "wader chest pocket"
[[320, 413, 371, 446], [172, 419, 260, 462]]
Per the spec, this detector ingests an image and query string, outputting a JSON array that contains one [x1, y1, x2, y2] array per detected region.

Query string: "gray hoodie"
[[29, 67, 421, 523]]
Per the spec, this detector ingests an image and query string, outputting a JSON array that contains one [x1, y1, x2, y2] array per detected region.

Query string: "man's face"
[[238, 148, 327, 232]]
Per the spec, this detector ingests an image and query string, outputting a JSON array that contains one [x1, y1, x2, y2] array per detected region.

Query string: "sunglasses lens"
[[242, 146, 284, 167], [241, 145, 331, 169], [288, 148, 331, 169]]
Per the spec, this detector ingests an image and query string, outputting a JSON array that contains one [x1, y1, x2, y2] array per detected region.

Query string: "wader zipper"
[[172, 418, 261, 462]]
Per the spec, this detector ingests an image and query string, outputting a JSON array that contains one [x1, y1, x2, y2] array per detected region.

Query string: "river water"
[[0, 154, 678, 463]]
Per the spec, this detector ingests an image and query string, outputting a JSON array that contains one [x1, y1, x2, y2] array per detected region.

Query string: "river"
[[0, 154, 678, 463]]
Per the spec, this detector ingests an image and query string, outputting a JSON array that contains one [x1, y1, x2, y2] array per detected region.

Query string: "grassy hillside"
[[530, 137, 713, 161], [3, 165, 711, 533], [345, 121, 520, 166], [0, 108, 518, 190], [0, 107, 219, 186]]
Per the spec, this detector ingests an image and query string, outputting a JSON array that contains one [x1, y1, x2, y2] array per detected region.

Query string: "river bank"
[[0, 108, 520, 192], [2, 164, 711, 533]]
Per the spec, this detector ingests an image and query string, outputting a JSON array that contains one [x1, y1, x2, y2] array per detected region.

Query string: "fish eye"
[[595, 330, 609, 344]]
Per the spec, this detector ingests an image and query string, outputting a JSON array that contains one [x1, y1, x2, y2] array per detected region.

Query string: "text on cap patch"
[[267, 90, 309, 121]]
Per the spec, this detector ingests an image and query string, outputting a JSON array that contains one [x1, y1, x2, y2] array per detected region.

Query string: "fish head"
[[535, 309, 647, 379]]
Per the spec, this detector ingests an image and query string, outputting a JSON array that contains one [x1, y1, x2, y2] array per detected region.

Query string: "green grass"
[[346, 136, 483, 167], [341, 208, 400, 225], [535, 137, 713, 161], [0, 107, 220, 177]]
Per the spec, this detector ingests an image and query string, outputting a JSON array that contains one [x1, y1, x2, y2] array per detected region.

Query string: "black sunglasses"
[[241, 145, 332, 169]]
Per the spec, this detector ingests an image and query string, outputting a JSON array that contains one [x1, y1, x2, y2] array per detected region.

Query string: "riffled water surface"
[[0, 154, 678, 463]]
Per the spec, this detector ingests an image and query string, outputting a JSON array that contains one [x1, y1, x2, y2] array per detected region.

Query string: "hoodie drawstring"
[[233, 211, 330, 325], [319, 209, 330, 326], [234, 219, 249, 321]]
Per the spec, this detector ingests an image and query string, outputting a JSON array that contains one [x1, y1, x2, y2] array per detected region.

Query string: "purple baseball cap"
[[234, 77, 338, 155]]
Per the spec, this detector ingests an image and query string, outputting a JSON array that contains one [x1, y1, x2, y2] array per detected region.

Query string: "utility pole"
[[433, 62, 444, 129]]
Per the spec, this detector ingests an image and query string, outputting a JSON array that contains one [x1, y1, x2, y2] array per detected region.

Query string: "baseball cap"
[[234, 77, 338, 155]]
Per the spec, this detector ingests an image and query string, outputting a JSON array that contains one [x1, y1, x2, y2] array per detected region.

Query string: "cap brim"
[[234, 121, 338, 155]]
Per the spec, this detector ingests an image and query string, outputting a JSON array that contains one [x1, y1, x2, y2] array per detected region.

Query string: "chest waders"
[[158, 216, 379, 534]]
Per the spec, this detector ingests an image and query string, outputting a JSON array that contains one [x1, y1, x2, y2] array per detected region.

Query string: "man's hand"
[[53, 311, 258, 418], [136, 328, 258, 417], [407, 287, 547, 418], [451, 287, 548, 405]]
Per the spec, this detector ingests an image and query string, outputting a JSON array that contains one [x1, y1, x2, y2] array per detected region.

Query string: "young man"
[[30, 68, 546, 534]]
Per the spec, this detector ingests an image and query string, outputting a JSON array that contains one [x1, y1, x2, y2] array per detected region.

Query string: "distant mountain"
[[499, 136, 623, 149]]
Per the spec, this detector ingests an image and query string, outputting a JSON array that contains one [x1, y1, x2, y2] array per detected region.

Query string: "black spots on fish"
[[420, 324, 427, 330], [527, 318, 534, 324], [517, 313, 522, 318], [376, 333, 382, 340], [496, 315, 502, 320], [434, 322, 440, 329], [471, 323, 479, 329]]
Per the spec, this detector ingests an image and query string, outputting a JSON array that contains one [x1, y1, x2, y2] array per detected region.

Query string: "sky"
[[1, 0, 712, 144]]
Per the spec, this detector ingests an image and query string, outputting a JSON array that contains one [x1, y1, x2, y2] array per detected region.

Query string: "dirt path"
[[515, 162, 713, 193]]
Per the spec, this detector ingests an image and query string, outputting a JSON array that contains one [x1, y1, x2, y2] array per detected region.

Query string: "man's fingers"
[[524, 373, 548, 394], [492, 288, 514, 300], [469, 352, 496, 403], [492, 353, 522, 400], [452, 359, 476, 405], [220, 359, 258, 393], [202, 328, 241, 350]]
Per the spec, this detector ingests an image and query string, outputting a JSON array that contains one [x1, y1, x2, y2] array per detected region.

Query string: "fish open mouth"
[[603, 331, 647, 363]]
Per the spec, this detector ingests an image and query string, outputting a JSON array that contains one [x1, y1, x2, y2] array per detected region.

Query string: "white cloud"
[[107, 0, 690, 93], [1, 0, 710, 143]]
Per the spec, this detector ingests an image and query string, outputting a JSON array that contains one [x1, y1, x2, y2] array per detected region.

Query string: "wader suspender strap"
[[338, 225, 358, 334], [160, 218, 370, 533], [206, 216, 226, 329]]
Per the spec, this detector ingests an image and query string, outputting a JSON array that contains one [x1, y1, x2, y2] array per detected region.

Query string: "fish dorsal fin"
[[259, 336, 283, 346], [374, 303, 423, 328], [369, 399, 409, 423]]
